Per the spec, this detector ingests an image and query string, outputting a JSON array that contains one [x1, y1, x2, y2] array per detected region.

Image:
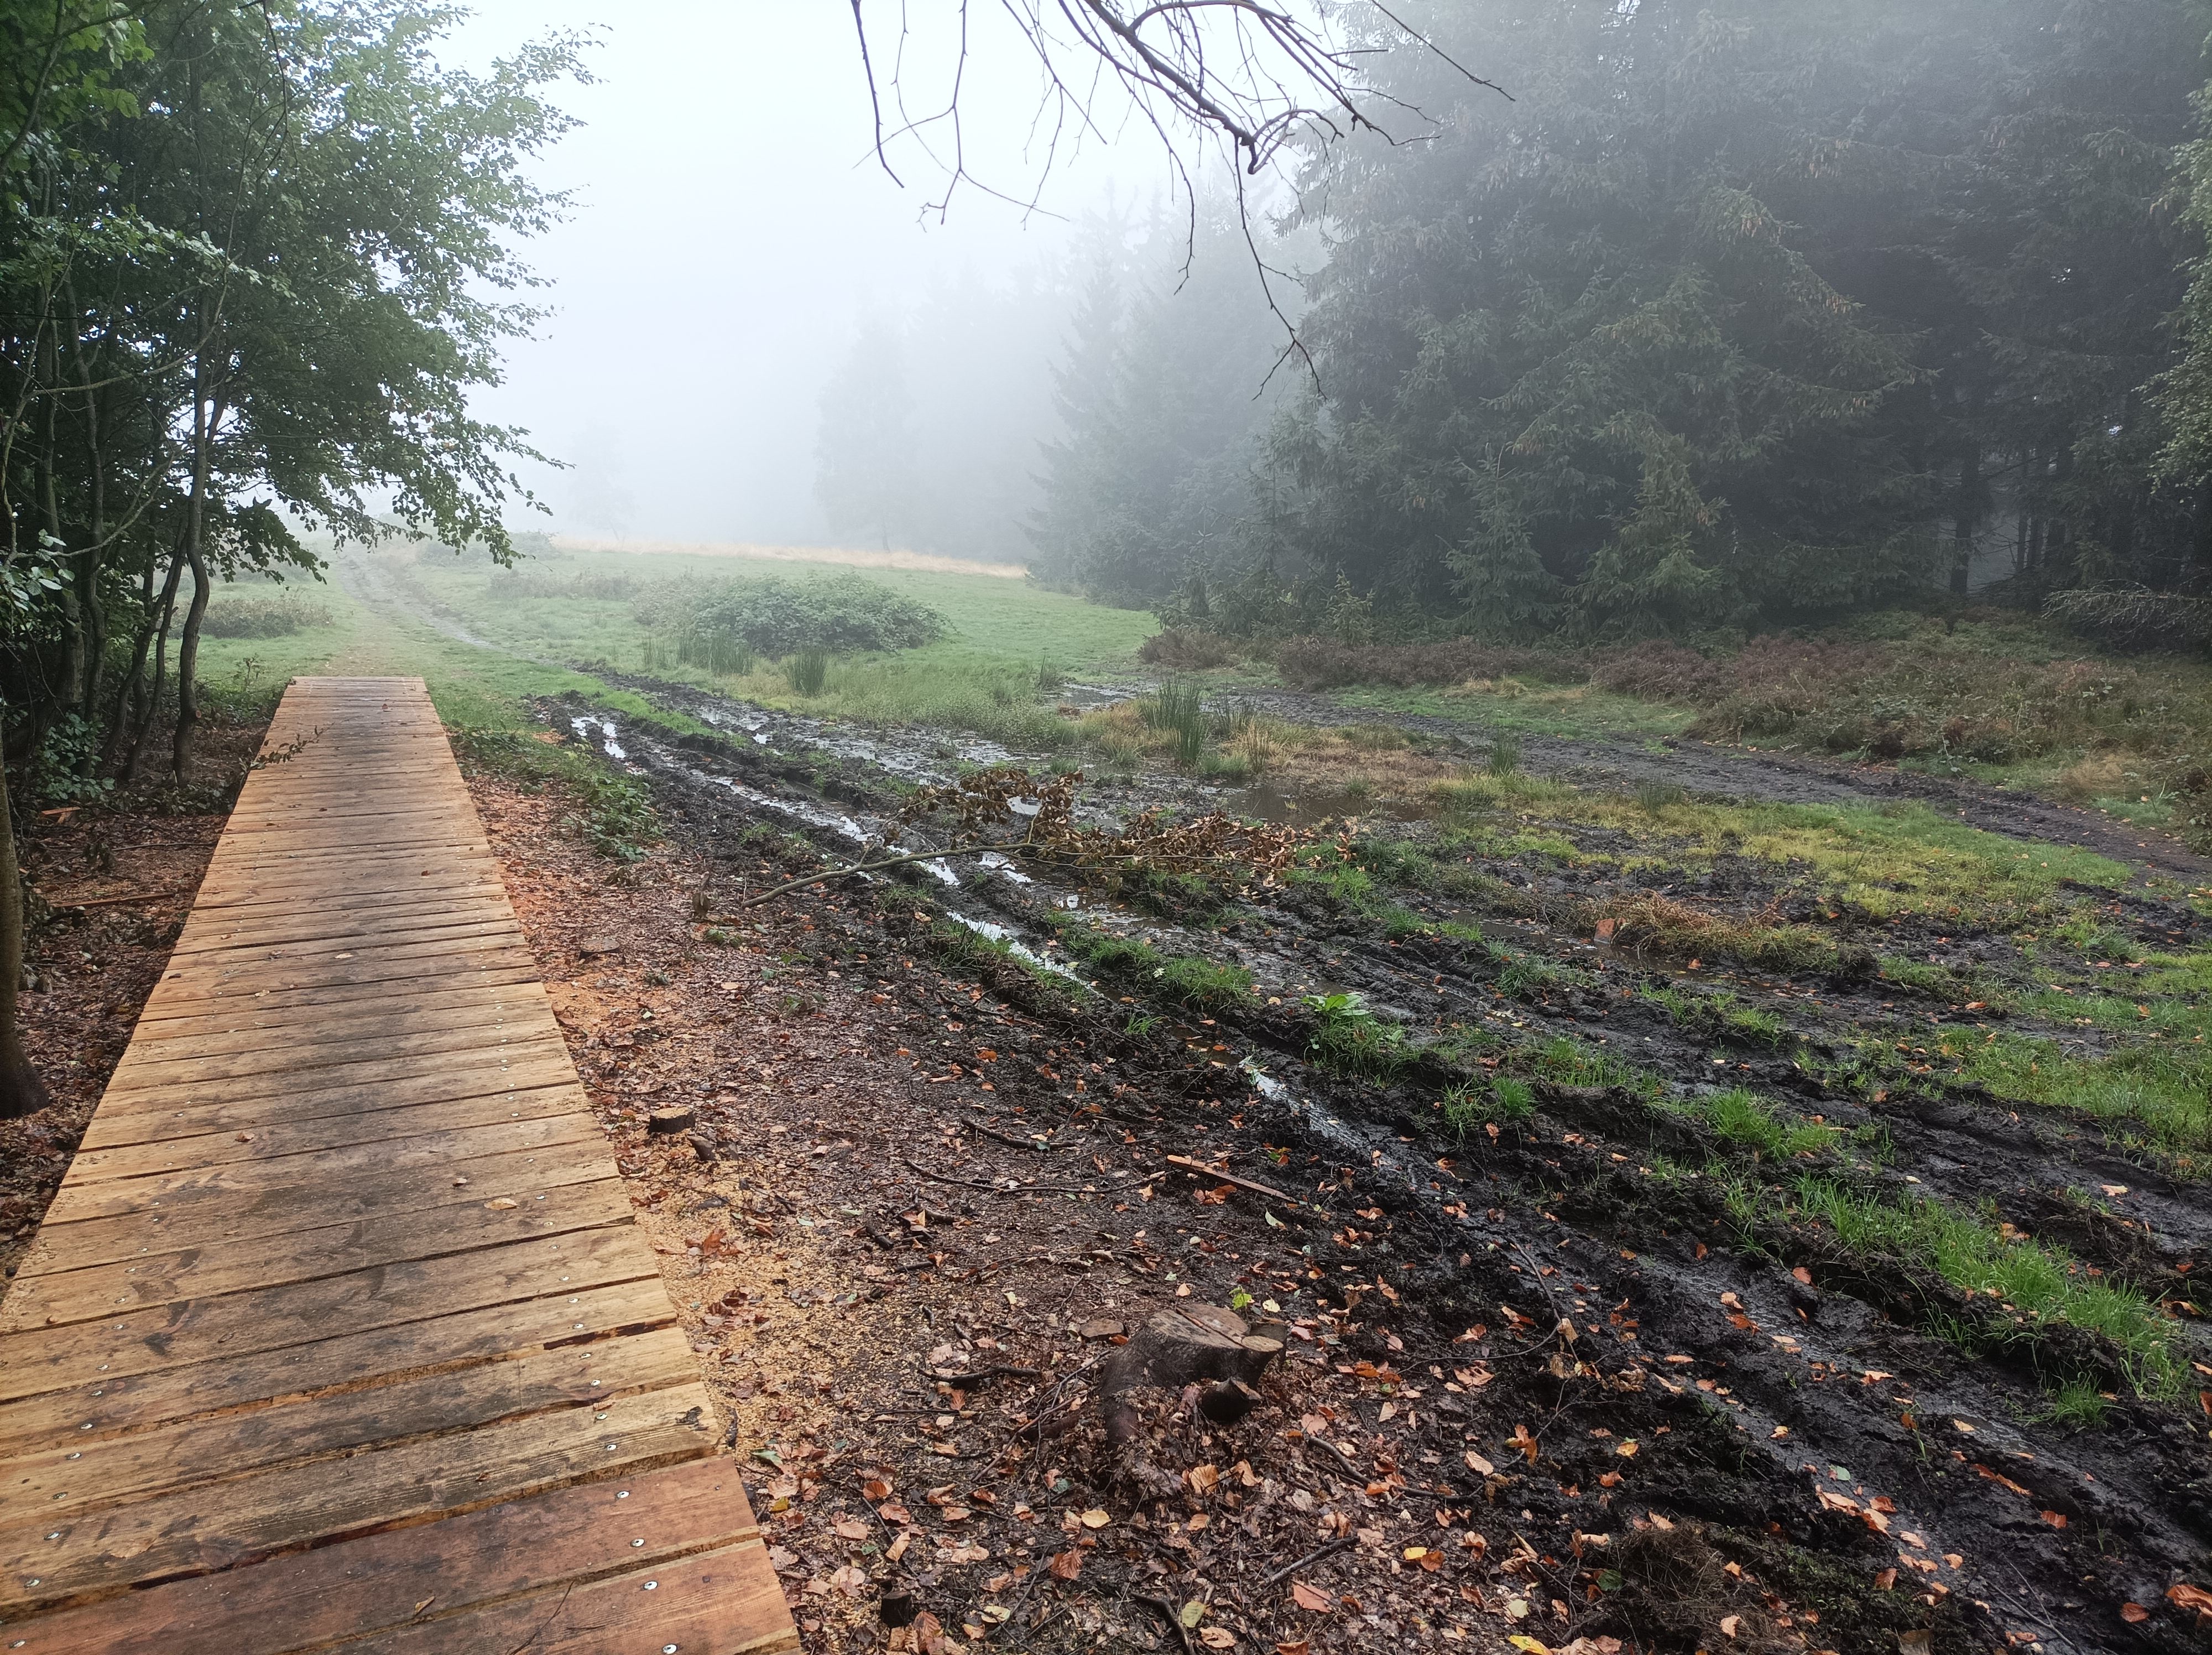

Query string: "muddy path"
[[538, 672, 2210, 1655], [1225, 686, 2212, 888]]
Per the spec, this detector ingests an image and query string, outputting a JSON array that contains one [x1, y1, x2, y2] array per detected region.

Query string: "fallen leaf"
[[1506, 1637, 1552, 1654], [2121, 1603, 2151, 1623], [1291, 1580, 1332, 1613], [1050, 1548, 1083, 1581], [1189, 1463, 1222, 1494], [1276, 1643, 1312, 1655], [1874, 1569, 1897, 1591], [1465, 1450, 1496, 1477], [2039, 1510, 2067, 1529], [1181, 1600, 1208, 1629], [833, 1519, 870, 1541], [1898, 1632, 1933, 1655], [1510, 1423, 1540, 1464], [1081, 1508, 1112, 1529], [1199, 1630, 1237, 1650], [2169, 1582, 2212, 1615], [484, 1197, 518, 1211], [864, 1479, 893, 1501]]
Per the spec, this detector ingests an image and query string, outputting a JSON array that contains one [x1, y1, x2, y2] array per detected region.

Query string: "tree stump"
[[1098, 1304, 1286, 1494]]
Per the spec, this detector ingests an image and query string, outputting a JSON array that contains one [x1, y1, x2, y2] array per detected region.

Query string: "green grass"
[[1303, 991, 1413, 1077], [1790, 1176, 2180, 1397], [394, 545, 1156, 751], [1952, 1032, 2210, 1164], [1698, 1087, 1839, 1159], [1441, 1076, 1535, 1137]]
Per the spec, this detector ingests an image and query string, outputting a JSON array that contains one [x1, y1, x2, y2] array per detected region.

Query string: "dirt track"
[[542, 672, 2210, 1655]]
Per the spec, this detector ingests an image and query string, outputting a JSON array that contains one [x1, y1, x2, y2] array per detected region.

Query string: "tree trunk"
[[124, 563, 180, 786], [107, 549, 182, 769], [170, 381, 222, 780], [0, 751, 49, 1120]]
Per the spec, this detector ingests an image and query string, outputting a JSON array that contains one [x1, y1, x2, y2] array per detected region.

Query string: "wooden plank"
[[114, 974, 549, 1046], [0, 1326, 698, 1522], [28, 1134, 614, 1262], [0, 1381, 721, 1612], [136, 944, 544, 1007], [332, 1539, 795, 1655], [0, 1221, 658, 1403], [6, 1459, 767, 1655], [101, 994, 547, 1074], [62, 1081, 593, 1186], [1, 1175, 631, 1328], [96, 1026, 570, 1098], [80, 1052, 586, 1138], [0, 1276, 678, 1457], [124, 965, 544, 1030], [34, 1142, 619, 1239]]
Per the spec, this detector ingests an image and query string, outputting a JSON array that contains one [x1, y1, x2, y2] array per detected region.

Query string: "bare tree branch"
[[846, 2, 1509, 381]]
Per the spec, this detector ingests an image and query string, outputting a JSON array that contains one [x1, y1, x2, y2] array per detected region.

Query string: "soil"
[[528, 674, 2212, 1655]]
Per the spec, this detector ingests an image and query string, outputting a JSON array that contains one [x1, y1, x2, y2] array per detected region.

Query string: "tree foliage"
[[1035, 0, 2212, 639]]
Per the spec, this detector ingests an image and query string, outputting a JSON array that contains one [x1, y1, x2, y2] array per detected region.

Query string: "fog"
[[447, 1, 1176, 556]]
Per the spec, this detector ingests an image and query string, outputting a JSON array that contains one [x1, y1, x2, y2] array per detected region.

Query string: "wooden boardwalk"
[[0, 678, 795, 1653]]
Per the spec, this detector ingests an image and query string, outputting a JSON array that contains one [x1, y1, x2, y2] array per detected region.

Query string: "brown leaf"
[[2170, 1582, 2212, 1615], [1050, 1548, 1083, 1581], [1199, 1630, 1238, 1650], [833, 1519, 871, 1541], [1189, 1463, 1222, 1495], [1510, 1423, 1540, 1464], [1276, 1643, 1313, 1655], [1291, 1580, 1333, 1613], [2120, 1604, 2151, 1625]]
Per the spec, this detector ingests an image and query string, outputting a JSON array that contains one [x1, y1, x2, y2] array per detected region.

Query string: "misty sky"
[[447, 1, 1162, 548]]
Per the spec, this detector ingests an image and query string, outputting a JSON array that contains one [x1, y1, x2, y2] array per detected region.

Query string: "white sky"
[[445, 1, 1163, 545]]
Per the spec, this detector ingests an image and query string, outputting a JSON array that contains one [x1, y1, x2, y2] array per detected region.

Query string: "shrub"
[[785, 648, 831, 695], [1140, 628, 1239, 669], [1274, 634, 1583, 690], [633, 573, 946, 656], [487, 569, 640, 601], [2046, 586, 2212, 654], [201, 595, 335, 638]]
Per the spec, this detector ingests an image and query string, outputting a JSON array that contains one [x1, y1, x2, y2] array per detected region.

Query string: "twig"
[[904, 1157, 1005, 1191], [963, 1113, 1069, 1152], [39, 886, 178, 909], [1166, 1153, 1301, 1205], [1264, 1535, 1357, 1587], [921, 1364, 1044, 1385], [1298, 1433, 1363, 1479], [1132, 1592, 1196, 1655]]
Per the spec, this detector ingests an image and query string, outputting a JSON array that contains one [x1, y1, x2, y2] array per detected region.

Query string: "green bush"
[[633, 573, 946, 656], [785, 648, 831, 695], [201, 595, 335, 638]]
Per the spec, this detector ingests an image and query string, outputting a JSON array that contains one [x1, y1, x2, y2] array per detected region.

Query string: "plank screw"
[[632, 1538, 645, 1547], [643, 1580, 658, 1590], [617, 1491, 630, 1498]]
